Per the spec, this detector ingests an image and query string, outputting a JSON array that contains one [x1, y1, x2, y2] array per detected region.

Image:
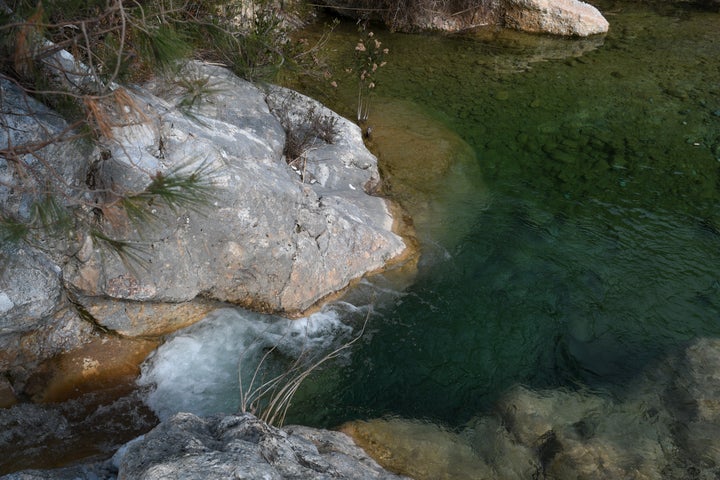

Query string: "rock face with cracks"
[[0, 60, 406, 390], [0, 413, 411, 480], [63, 62, 406, 325], [319, 0, 608, 36], [112, 413, 411, 480]]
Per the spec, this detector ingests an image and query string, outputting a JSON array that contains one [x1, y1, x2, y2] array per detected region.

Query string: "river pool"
[[275, 0, 720, 424], [3, 1, 720, 476]]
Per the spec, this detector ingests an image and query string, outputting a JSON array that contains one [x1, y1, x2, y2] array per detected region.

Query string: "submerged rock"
[[365, 98, 489, 249], [498, 385, 675, 479], [341, 418, 493, 479], [663, 338, 720, 468], [340, 384, 680, 479], [22, 336, 158, 403]]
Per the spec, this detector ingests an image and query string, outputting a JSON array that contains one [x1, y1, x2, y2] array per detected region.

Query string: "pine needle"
[[0, 216, 30, 244]]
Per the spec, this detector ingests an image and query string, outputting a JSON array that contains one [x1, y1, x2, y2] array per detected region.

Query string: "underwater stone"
[[341, 417, 501, 480]]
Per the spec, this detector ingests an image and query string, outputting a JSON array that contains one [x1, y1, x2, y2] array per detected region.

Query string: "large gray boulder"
[[0, 60, 406, 394], [63, 62, 407, 334], [0, 412, 410, 479], [501, 0, 609, 37], [319, 0, 608, 36], [114, 412, 409, 480]]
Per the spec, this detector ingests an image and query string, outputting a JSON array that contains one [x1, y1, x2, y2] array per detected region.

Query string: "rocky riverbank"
[[7, 336, 720, 479], [0, 59, 412, 409], [2, 412, 411, 480]]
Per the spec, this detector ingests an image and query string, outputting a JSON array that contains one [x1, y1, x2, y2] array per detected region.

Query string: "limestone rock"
[[664, 338, 720, 467], [115, 412, 410, 480], [341, 417, 520, 479], [318, 0, 607, 36], [63, 61, 407, 328], [0, 249, 63, 335], [0, 59, 406, 403], [0, 248, 95, 392], [0, 77, 91, 220], [502, 0, 609, 36]]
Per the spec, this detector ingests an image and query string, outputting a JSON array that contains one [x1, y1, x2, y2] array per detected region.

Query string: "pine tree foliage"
[[0, 0, 319, 264]]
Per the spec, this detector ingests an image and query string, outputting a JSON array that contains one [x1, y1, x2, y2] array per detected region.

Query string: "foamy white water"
[[137, 306, 356, 421]]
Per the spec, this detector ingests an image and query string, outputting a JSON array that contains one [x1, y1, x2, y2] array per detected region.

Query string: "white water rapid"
[[137, 305, 359, 421]]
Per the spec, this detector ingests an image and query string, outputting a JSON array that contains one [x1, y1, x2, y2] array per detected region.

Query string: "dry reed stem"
[[239, 307, 372, 426]]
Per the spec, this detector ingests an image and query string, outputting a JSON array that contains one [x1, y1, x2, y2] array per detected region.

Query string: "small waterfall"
[[137, 306, 358, 421]]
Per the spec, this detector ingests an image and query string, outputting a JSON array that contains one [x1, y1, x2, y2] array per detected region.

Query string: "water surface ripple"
[[285, 0, 720, 436]]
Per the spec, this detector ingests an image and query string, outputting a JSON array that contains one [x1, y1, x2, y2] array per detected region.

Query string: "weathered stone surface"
[[0, 249, 63, 335], [502, 0, 609, 36], [0, 248, 95, 393], [0, 59, 406, 406], [319, 0, 608, 36], [63, 61, 407, 328], [115, 412, 409, 480], [0, 78, 91, 217], [77, 296, 219, 338], [1, 413, 410, 479], [664, 338, 720, 467]]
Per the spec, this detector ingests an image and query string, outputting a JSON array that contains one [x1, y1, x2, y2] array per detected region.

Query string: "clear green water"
[[285, 1, 720, 428]]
